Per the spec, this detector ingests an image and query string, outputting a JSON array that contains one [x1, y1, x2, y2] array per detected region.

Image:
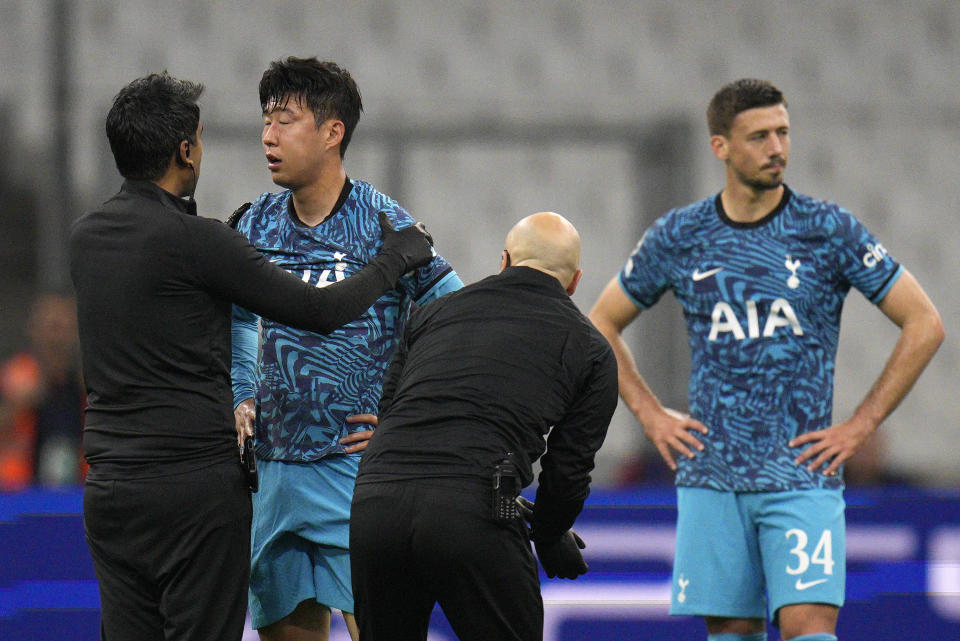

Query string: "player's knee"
[[782, 635, 837, 641]]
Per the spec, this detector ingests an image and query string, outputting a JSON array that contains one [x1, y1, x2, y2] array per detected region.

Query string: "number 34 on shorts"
[[671, 488, 846, 617], [786, 527, 834, 590]]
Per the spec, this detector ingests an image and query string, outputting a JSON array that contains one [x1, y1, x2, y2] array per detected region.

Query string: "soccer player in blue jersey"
[[588, 79, 944, 641], [230, 57, 462, 641]]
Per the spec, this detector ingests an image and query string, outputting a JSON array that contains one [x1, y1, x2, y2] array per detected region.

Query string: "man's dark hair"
[[105, 72, 204, 180], [259, 57, 363, 158], [707, 79, 786, 137]]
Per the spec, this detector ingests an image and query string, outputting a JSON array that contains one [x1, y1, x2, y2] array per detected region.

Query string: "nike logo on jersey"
[[692, 267, 723, 281], [795, 577, 828, 590]]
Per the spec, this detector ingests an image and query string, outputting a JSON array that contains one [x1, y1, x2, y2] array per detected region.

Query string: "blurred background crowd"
[[0, 0, 957, 491]]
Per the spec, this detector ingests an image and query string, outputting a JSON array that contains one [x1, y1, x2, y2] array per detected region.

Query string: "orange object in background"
[[0, 353, 42, 490], [0, 294, 87, 491]]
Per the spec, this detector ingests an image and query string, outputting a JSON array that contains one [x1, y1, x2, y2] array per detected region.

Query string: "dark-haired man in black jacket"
[[70, 71, 432, 641]]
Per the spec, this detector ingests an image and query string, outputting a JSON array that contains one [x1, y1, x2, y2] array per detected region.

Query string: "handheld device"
[[492, 455, 519, 521], [241, 436, 258, 493]]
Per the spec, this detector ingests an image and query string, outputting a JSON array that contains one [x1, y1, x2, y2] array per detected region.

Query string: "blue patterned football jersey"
[[231, 179, 462, 462], [618, 186, 902, 491]]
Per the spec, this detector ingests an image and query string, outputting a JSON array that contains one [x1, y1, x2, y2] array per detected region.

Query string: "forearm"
[[199, 219, 411, 336], [294, 252, 405, 333], [592, 316, 664, 425], [533, 462, 590, 543], [850, 309, 944, 428], [233, 246, 405, 335], [231, 305, 259, 407], [534, 350, 618, 542]]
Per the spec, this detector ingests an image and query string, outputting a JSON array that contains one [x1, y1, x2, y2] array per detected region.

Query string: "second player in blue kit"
[[230, 57, 461, 640], [589, 79, 944, 641]]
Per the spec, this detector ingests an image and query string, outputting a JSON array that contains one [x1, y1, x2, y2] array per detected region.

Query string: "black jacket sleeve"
[[190, 217, 407, 334], [532, 337, 619, 544], [378, 328, 409, 417]]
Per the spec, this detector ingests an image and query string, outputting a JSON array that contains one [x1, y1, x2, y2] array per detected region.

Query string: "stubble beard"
[[734, 163, 785, 192]]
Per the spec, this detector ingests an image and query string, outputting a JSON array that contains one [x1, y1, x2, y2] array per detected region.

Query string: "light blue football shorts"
[[671, 486, 845, 622], [248, 455, 359, 630]]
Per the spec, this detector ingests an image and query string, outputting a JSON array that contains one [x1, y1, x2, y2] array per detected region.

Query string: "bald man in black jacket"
[[351, 212, 619, 641]]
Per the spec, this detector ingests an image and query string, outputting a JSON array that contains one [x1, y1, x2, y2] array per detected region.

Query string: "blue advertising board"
[[2, 486, 958, 640]]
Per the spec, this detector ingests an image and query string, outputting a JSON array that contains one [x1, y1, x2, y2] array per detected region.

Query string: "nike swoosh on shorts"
[[795, 577, 828, 590]]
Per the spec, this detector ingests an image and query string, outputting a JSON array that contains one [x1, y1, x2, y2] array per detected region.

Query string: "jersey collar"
[[714, 184, 792, 229], [286, 176, 354, 227]]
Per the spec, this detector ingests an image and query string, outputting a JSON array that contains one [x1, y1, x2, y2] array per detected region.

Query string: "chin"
[[270, 173, 293, 188], [748, 175, 783, 191]]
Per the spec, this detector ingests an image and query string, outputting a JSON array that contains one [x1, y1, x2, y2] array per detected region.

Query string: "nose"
[[768, 131, 790, 159], [262, 122, 278, 147], [766, 133, 783, 156]]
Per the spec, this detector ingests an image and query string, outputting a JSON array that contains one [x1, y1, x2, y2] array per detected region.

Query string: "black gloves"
[[378, 211, 434, 273], [226, 202, 251, 229], [516, 496, 589, 580], [533, 529, 588, 579]]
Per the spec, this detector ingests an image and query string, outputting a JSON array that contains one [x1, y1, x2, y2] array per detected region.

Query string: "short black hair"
[[105, 72, 204, 180], [259, 57, 363, 158], [707, 79, 786, 137]]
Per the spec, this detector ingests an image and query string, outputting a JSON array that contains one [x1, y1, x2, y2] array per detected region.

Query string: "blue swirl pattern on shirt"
[[234, 180, 460, 461], [618, 187, 902, 491]]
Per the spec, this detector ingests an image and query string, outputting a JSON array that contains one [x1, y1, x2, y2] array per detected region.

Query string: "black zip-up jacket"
[[70, 180, 409, 479], [357, 266, 619, 543]]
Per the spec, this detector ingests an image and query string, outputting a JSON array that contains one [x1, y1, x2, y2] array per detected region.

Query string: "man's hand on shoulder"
[[378, 211, 434, 273], [226, 202, 251, 229]]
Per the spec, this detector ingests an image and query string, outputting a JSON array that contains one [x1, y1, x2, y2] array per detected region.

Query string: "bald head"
[[503, 212, 582, 293]]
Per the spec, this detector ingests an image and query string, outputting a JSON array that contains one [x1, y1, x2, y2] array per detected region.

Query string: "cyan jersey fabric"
[[618, 186, 902, 491], [231, 179, 462, 462]]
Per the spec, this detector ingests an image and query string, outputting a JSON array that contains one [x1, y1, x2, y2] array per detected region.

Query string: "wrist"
[[530, 525, 563, 546], [376, 247, 409, 276], [632, 396, 665, 426]]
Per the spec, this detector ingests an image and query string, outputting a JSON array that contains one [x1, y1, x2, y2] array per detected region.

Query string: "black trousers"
[[351, 479, 542, 641], [83, 459, 252, 641]]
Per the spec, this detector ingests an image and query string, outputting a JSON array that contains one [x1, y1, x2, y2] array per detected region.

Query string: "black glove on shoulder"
[[515, 496, 588, 580], [377, 211, 434, 273], [226, 202, 251, 229]]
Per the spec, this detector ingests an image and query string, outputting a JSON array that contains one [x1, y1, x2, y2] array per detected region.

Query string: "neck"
[[511, 261, 569, 288], [153, 172, 190, 199], [290, 163, 347, 227], [720, 179, 784, 223]]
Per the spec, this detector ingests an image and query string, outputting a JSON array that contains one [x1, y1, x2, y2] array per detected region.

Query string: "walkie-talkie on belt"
[[492, 454, 519, 521]]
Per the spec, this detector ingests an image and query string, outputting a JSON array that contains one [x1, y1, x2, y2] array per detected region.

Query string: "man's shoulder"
[[569, 302, 614, 352], [643, 195, 717, 246], [669, 195, 717, 226], [347, 179, 407, 219], [72, 188, 177, 235], [785, 188, 849, 219], [782, 188, 862, 236], [230, 191, 288, 236], [349, 179, 389, 202], [247, 191, 288, 217]]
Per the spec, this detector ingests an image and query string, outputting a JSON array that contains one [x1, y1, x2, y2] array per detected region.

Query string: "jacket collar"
[[121, 179, 198, 217]]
